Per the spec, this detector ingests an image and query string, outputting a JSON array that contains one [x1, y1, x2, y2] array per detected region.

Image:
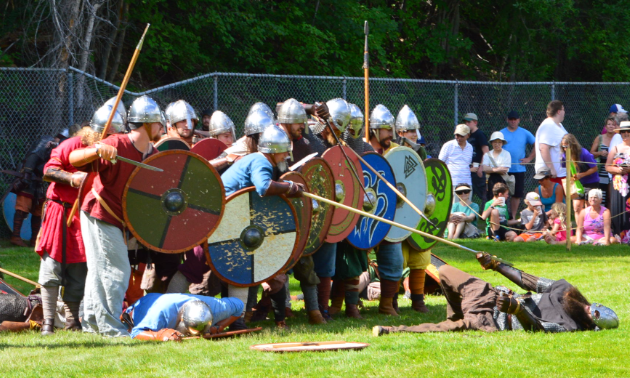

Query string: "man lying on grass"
[[373, 253, 619, 335], [123, 293, 243, 341]]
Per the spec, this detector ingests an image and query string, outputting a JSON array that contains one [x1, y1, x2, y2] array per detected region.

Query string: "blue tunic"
[[126, 293, 244, 338], [221, 153, 274, 197]]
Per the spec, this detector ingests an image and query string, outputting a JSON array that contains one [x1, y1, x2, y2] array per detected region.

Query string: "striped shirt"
[[439, 139, 473, 185]]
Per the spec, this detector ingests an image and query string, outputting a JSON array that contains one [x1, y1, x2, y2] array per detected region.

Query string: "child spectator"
[[446, 183, 480, 239], [544, 203, 567, 244], [514, 192, 548, 242], [481, 182, 518, 241]]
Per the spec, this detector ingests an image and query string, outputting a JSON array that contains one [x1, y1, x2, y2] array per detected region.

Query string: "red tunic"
[[36, 136, 86, 264], [81, 134, 156, 230]]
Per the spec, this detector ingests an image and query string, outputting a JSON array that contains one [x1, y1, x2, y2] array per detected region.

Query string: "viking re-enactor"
[[373, 253, 619, 335]]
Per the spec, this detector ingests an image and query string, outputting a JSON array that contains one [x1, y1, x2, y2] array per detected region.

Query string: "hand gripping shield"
[[205, 187, 299, 287], [123, 150, 225, 253]]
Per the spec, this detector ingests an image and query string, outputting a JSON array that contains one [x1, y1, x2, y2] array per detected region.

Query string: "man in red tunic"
[[69, 95, 164, 337], [36, 103, 126, 336]]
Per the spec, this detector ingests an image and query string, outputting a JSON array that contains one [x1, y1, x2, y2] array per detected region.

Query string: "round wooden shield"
[[3, 191, 32, 240], [123, 150, 225, 254], [346, 152, 396, 250], [191, 138, 227, 161], [297, 158, 335, 256], [280, 171, 312, 270], [407, 159, 452, 251], [154, 137, 190, 152], [384, 146, 427, 242], [206, 187, 299, 287], [322, 146, 364, 243], [250, 341, 369, 353]]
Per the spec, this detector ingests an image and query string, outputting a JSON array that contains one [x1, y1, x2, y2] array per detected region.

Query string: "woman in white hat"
[[605, 120, 630, 238], [481, 131, 512, 195]]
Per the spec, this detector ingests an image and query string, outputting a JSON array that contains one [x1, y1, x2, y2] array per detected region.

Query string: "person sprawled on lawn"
[[373, 253, 619, 336], [481, 182, 519, 241], [123, 293, 243, 341], [513, 192, 548, 242]]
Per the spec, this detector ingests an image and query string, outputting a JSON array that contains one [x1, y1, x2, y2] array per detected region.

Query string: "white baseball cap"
[[525, 192, 542, 206]]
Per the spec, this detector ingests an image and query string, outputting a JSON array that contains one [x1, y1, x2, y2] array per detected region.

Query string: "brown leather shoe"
[[275, 320, 290, 330], [411, 294, 429, 313], [328, 296, 344, 316], [41, 318, 55, 336], [10, 236, 27, 247], [307, 310, 327, 325], [285, 307, 295, 318], [345, 304, 363, 319], [64, 319, 82, 331], [378, 297, 399, 317], [250, 306, 270, 322], [372, 325, 392, 336]]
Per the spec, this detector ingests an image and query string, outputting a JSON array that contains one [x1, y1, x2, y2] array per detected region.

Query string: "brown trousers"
[[391, 265, 498, 333]]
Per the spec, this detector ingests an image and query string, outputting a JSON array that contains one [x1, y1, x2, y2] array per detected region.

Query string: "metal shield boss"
[[407, 158, 452, 251], [280, 171, 312, 270], [384, 146, 427, 242], [3, 191, 32, 240], [346, 152, 397, 250], [322, 145, 364, 243], [154, 137, 191, 152], [206, 187, 299, 287], [190, 138, 228, 161], [123, 150, 225, 253], [297, 157, 335, 256]]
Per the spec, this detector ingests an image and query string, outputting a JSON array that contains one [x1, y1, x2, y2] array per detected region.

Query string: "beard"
[[325, 131, 338, 146], [563, 286, 596, 330], [379, 137, 392, 150], [276, 160, 289, 174]]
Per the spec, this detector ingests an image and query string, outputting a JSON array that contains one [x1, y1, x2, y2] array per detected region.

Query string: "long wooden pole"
[[566, 146, 572, 251], [0, 267, 39, 287], [303, 191, 511, 266], [66, 24, 150, 226], [363, 21, 370, 141]]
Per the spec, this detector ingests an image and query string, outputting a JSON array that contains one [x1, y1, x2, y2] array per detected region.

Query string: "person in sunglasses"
[[447, 184, 480, 239], [605, 120, 630, 238]]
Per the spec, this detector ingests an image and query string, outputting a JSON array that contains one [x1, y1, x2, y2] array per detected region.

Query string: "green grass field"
[[0, 239, 628, 378]]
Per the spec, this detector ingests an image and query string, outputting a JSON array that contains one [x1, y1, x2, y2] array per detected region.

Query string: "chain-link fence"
[[2, 66, 630, 235]]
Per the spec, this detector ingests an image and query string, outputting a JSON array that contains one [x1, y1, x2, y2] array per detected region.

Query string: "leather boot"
[[307, 309, 327, 325], [30, 215, 41, 247], [41, 318, 55, 336], [411, 294, 429, 313], [64, 318, 82, 331], [329, 296, 344, 316], [275, 320, 290, 330], [317, 277, 332, 320], [250, 296, 271, 322], [285, 307, 295, 318], [328, 279, 345, 316], [10, 210, 28, 247], [392, 294, 400, 314], [345, 304, 363, 319], [244, 311, 254, 323], [372, 325, 393, 336], [378, 280, 400, 316]]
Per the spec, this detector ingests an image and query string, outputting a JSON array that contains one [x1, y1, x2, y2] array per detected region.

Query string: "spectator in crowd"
[[535, 100, 568, 184], [575, 189, 617, 245], [605, 121, 630, 239], [608, 104, 627, 117], [481, 131, 512, 196], [561, 134, 598, 215], [590, 116, 617, 206], [481, 183, 518, 241], [513, 192, 548, 242], [447, 183, 480, 240], [534, 169, 565, 215], [501, 110, 536, 218], [463, 113, 489, 203], [439, 124, 473, 196], [544, 203, 568, 245]]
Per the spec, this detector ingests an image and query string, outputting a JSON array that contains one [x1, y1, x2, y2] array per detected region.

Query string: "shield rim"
[[122, 150, 226, 254], [407, 158, 453, 252], [205, 186, 299, 287], [297, 157, 335, 256], [190, 138, 228, 161], [346, 151, 397, 250], [154, 137, 191, 151], [383, 146, 427, 242], [279, 171, 312, 270], [322, 145, 364, 243]]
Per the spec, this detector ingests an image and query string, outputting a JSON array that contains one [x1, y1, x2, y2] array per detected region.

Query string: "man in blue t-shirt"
[[500, 110, 536, 217], [125, 293, 244, 341]]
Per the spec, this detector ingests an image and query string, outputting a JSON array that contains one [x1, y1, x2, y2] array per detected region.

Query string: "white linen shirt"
[[482, 149, 512, 169], [439, 139, 473, 185]]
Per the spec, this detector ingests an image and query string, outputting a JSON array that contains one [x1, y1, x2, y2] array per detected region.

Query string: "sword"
[[114, 156, 163, 172], [289, 152, 318, 171]]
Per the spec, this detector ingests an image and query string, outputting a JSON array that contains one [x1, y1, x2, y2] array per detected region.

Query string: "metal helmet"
[[348, 103, 364, 138], [277, 98, 307, 124], [326, 98, 351, 133], [258, 125, 291, 154], [244, 110, 275, 136], [591, 303, 619, 329], [104, 96, 127, 124], [209, 110, 236, 141], [127, 95, 163, 127], [168, 100, 197, 130], [175, 299, 213, 336], [369, 104, 396, 131], [396, 105, 420, 131], [90, 104, 126, 134], [164, 102, 175, 127], [248, 102, 275, 120]]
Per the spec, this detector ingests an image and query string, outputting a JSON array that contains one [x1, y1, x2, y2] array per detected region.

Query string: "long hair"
[[78, 126, 101, 146], [562, 134, 581, 166], [551, 202, 566, 226], [562, 286, 596, 330]]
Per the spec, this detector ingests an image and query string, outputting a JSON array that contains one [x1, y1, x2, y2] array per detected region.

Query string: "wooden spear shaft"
[[363, 20, 370, 141], [66, 24, 150, 227], [0, 267, 39, 287], [566, 146, 572, 251]]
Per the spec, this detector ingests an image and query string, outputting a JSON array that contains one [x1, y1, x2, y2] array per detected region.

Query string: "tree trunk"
[[107, 1, 129, 83], [98, 0, 123, 79], [57, 0, 84, 69]]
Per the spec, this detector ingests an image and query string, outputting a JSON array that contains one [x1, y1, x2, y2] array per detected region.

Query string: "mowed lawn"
[[0, 239, 629, 378]]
